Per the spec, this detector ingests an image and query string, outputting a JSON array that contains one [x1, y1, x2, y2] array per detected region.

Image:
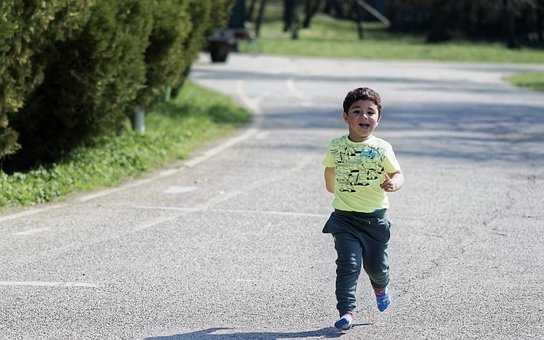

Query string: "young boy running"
[[322, 87, 404, 330]]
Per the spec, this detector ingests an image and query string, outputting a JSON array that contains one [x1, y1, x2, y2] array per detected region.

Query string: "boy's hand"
[[381, 173, 401, 192]]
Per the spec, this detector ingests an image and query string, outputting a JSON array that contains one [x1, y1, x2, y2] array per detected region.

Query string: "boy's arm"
[[324, 167, 335, 193], [381, 171, 404, 192]]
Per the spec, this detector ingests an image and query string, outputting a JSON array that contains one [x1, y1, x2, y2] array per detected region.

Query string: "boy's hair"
[[343, 87, 382, 115]]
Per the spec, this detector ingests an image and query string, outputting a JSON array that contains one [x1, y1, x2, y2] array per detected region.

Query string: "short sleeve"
[[323, 150, 335, 167], [383, 144, 401, 173]]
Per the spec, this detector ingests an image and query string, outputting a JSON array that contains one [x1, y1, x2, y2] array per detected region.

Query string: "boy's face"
[[343, 99, 381, 142]]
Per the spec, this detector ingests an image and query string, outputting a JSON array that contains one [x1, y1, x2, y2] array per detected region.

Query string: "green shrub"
[[138, 0, 191, 109], [0, 0, 92, 158], [7, 0, 152, 169], [1, 0, 234, 170], [171, 0, 233, 97]]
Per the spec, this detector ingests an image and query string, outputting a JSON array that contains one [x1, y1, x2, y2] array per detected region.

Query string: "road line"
[[237, 80, 262, 114], [0, 281, 99, 288], [287, 79, 313, 107], [77, 187, 125, 202], [184, 128, 258, 168], [131, 214, 190, 233], [129, 205, 327, 218], [13, 227, 51, 236], [130, 205, 199, 212], [211, 208, 328, 218], [255, 131, 269, 139], [163, 186, 198, 195], [287, 79, 305, 100], [0, 204, 66, 224]]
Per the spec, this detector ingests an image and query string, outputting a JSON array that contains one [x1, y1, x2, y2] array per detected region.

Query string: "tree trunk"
[[284, 0, 296, 32], [291, 0, 301, 39], [503, 0, 519, 48], [324, 0, 344, 18], [247, 0, 258, 21], [353, 0, 365, 39], [303, 0, 322, 28], [537, 0, 544, 42], [255, 0, 267, 38]]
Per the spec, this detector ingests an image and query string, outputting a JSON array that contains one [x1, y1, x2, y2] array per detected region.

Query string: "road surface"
[[1, 54, 544, 339]]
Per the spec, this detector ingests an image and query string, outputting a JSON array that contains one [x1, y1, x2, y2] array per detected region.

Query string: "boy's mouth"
[[359, 123, 370, 128]]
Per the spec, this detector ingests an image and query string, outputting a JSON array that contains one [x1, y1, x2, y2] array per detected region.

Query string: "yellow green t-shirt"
[[323, 135, 401, 213]]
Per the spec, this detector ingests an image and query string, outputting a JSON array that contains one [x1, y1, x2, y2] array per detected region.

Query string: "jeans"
[[323, 210, 391, 316]]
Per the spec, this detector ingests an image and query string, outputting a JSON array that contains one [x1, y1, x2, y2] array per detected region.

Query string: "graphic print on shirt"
[[330, 140, 386, 193]]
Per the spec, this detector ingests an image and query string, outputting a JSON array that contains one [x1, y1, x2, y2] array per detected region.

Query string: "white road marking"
[[131, 205, 199, 212], [184, 128, 258, 168], [237, 80, 263, 115], [13, 227, 51, 236], [287, 78, 305, 100], [129, 205, 328, 218], [78, 173, 185, 202], [163, 186, 198, 194], [0, 204, 66, 224], [158, 169, 177, 177], [287, 79, 313, 107], [255, 131, 269, 139], [212, 208, 328, 218], [77, 187, 126, 202], [0, 281, 99, 288]]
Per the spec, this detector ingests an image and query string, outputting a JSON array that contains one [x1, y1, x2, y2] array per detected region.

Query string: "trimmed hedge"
[[0, 0, 233, 169], [0, 1, 92, 159]]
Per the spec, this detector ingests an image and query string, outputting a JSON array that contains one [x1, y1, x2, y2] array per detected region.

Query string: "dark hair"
[[343, 87, 382, 115]]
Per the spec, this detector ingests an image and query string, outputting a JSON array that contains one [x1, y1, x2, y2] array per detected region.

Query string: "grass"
[[0, 81, 250, 209], [506, 72, 544, 91], [241, 15, 544, 63]]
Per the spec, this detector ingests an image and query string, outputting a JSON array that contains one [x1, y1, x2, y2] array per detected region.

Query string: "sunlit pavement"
[[1, 54, 543, 339]]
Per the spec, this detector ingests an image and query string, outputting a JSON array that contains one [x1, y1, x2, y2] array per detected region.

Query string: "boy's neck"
[[347, 134, 373, 143]]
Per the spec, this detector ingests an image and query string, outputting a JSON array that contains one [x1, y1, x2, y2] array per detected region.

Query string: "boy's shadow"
[[145, 323, 371, 339]]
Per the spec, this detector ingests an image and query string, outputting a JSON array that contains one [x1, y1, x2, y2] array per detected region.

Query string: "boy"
[[322, 87, 404, 330]]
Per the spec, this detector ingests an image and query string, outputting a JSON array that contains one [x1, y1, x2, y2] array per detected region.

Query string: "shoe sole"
[[334, 321, 352, 331]]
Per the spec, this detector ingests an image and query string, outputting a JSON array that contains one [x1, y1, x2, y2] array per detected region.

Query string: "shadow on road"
[[254, 101, 544, 163], [145, 324, 371, 339], [193, 68, 514, 95]]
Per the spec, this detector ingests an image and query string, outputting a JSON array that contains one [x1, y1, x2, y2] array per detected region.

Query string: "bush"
[[0, 1, 92, 158], [7, 0, 153, 170], [138, 0, 191, 109], [0, 0, 234, 170]]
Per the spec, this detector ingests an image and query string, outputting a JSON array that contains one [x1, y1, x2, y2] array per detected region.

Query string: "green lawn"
[[506, 72, 544, 91], [241, 15, 544, 63], [0, 82, 250, 209]]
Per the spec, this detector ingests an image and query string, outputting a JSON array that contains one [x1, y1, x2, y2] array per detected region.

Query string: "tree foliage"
[[385, 0, 544, 45], [0, 0, 233, 170]]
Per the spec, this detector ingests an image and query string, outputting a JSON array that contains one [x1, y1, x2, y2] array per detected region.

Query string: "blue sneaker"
[[334, 313, 353, 330], [375, 288, 391, 312]]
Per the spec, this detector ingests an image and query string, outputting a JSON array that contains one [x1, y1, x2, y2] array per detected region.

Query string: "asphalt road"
[[1, 54, 544, 339]]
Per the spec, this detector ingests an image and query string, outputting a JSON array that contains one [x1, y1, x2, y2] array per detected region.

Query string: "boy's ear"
[[342, 111, 349, 121]]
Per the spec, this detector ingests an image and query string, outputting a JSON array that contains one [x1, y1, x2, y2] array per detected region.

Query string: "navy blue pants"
[[323, 209, 391, 316]]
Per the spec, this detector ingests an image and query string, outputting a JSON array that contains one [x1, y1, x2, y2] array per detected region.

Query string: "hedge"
[[0, 0, 233, 170]]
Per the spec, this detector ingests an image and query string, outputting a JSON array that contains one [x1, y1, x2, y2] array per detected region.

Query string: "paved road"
[[1, 54, 544, 339]]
